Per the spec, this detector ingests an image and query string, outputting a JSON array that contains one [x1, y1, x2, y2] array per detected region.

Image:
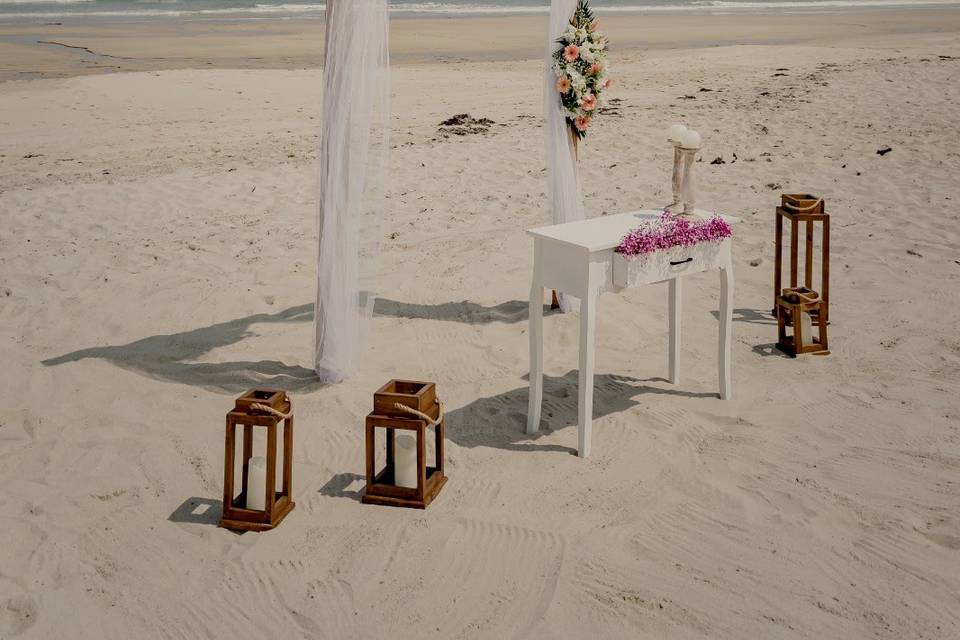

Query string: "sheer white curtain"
[[544, 0, 585, 313], [314, 0, 582, 380], [314, 0, 390, 382]]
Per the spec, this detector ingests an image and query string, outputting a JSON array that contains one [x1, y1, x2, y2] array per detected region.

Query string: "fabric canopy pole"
[[314, 0, 390, 382], [544, 0, 585, 314]]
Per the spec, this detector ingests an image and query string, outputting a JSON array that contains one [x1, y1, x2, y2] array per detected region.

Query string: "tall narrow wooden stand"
[[773, 194, 830, 356], [774, 195, 830, 326]]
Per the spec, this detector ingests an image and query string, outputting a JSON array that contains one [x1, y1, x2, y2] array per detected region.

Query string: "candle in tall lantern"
[[394, 434, 418, 489], [799, 310, 814, 346], [246, 456, 267, 510]]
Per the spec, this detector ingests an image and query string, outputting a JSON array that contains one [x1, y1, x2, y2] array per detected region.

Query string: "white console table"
[[526, 209, 736, 458]]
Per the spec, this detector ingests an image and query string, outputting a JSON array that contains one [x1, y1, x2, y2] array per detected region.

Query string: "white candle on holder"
[[246, 456, 266, 511], [799, 310, 814, 346], [679, 128, 701, 149], [667, 123, 687, 144], [394, 434, 418, 489]]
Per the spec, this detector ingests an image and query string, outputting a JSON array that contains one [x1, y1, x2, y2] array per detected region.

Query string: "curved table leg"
[[719, 262, 734, 400]]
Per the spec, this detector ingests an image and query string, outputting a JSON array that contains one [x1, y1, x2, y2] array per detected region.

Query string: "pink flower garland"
[[616, 211, 732, 258]]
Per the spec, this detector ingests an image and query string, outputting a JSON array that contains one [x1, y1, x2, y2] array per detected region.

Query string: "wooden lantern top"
[[374, 380, 438, 420], [234, 389, 288, 414], [781, 286, 821, 305], [778, 194, 827, 221]]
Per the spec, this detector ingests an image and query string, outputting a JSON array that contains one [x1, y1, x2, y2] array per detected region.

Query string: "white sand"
[[1, 14, 959, 639]]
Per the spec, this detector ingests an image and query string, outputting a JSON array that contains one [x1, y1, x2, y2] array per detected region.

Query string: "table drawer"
[[613, 238, 731, 288]]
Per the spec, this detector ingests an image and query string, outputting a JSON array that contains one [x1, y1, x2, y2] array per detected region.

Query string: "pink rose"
[[556, 76, 571, 93], [579, 94, 597, 111], [563, 44, 580, 63], [589, 62, 602, 75], [575, 115, 591, 132]]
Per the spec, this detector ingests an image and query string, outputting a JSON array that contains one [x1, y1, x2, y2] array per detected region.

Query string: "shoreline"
[[3, 0, 960, 22], [2, 7, 960, 80]]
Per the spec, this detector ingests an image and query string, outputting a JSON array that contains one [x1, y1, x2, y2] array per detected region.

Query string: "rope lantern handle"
[[250, 402, 293, 420], [393, 399, 444, 427], [782, 287, 821, 305], [782, 198, 823, 213]]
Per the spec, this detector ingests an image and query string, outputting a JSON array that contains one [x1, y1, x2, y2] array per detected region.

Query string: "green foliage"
[[574, 0, 594, 25]]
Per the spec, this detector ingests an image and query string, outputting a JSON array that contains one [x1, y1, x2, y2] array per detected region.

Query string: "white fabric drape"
[[314, 0, 390, 382], [544, 0, 585, 313]]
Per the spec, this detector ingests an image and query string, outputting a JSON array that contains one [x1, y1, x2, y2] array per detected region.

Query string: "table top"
[[527, 209, 740, 253]]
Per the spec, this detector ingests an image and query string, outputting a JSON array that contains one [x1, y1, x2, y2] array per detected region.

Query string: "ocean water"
[[0, 0, 956, 22]]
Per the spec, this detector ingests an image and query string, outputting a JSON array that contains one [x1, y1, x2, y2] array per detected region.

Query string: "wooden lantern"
[[776, 286, 829, 356], [218, 389, 295, 532], [774, 194, 830, 328], [362, 380, 447, 509]]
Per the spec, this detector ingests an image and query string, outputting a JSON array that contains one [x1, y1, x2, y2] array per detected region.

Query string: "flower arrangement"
[[551, 0, 611, 139], [616, 211, 732, 258]]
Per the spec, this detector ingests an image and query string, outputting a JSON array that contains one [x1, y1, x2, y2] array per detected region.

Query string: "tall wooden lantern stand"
[[774, 194, 830, 356], [219, 390, 295, 532], [363, 380, 447, 509]]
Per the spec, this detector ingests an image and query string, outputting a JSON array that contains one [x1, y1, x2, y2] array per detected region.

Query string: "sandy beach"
[[2, 8, 960, 639]]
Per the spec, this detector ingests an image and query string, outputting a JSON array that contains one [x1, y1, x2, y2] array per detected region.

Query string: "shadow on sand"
[[442, 369, 718, 455], [710, 307, 778, 326], [42, 304, 320, 394], [751, 342, 793, 358], [319, 473, 366, 501], [373, 297, 558, 325], [168, 496, 223, 526], [42, 299, 558, 393], [314, 370, 718, 500]]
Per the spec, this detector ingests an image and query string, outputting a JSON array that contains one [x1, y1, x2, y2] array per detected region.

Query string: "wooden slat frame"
[[219, 395, 295, 532]]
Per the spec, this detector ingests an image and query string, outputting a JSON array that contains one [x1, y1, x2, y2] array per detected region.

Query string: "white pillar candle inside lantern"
[[246, 456, 267, 511], [394, 433, 418, 489]]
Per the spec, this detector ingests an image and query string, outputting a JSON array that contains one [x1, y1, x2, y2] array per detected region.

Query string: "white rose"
[[568, 69, 585, 87]]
